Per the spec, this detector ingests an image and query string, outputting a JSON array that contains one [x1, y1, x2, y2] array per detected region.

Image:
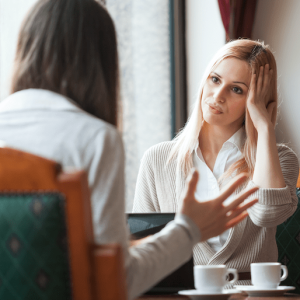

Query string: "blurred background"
[[0, 0, 299, 211]]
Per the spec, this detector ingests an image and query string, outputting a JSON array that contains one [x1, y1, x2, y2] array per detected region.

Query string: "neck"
[[199, 122, 243, 156]]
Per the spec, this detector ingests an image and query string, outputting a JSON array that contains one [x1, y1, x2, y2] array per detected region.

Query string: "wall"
[[186, 0, 300, 161], [186, 0, 225, 115], [252, 0, 300, 159]]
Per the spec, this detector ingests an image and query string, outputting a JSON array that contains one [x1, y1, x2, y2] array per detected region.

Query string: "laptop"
[[127, 213, 194, 294]]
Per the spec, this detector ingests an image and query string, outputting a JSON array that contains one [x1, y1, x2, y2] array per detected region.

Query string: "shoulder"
[[93, 122, 123, 156], [142, 141, 176, 165], [74, 111, 122, 146], [71, 111, 124, 162], [137, 141, 177, 182]]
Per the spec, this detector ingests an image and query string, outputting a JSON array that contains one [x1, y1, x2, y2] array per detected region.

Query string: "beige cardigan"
[[133, 141, 298, 284]]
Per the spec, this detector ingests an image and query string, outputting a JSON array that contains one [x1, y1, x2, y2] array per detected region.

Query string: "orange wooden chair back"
[[93, 244, 127, 300], [0, 147, 127, 300]]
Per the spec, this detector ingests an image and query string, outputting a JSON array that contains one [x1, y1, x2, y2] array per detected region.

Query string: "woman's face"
[[201, 58, 251, 129]]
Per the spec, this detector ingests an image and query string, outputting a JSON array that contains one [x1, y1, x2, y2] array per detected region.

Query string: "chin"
[[203, 116, 244, 130], [203, 114, 226, 126], [205, 120, 226, 127]]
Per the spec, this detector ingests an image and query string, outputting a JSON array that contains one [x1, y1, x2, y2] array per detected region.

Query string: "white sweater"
[[133, 140, 299, 285], [0, 89, 201, 300]]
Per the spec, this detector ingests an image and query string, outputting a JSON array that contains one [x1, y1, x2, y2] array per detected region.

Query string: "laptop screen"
[[127, 213, 194, 294]]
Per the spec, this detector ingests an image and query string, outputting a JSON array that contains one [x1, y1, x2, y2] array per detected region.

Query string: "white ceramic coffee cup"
[[194, 265, 238, 293], [251, 263, 288, 289]]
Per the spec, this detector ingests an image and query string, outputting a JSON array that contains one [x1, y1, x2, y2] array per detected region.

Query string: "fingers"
[[226, 198, 258, 220], [261, 64, 273, 95], [224, 186, 258, 213], [199, 198, 257, 241], [262, 64, 269, 91], [184, 169, 199, 201], [224, 211, 249, 230], [215, 173, 248, 204], [267, 101, 276, 115], [202, 210, 250, 241], [269, 69, 274, 84], [267, 101, 276, 127], [267, 101, 276, 121], [198, 197, 257, 241], [251, 64, 272, 103], [257, 66, 264, 94], [248, 73, 256, 102]]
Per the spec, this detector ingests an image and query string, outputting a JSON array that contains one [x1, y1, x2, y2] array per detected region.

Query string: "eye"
[[211, 76, 219, 84], [232, 86, 243, 94]]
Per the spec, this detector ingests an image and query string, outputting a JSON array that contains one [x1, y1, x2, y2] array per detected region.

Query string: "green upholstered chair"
[[276, 187, 300, 293], [0, 193, 71, 300], [0, 147, 127, 300]]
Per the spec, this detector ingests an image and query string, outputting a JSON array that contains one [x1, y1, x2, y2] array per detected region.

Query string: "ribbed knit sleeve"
[[133, 142, 176, 213], [132, 146, 160, 212], [246, 144, 299, 228]]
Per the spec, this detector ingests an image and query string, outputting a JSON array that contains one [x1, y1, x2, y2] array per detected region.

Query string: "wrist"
[[256, 121, 274, 135], [175, 213, 201, 243]]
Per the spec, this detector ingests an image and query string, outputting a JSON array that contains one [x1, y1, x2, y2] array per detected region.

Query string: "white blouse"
[[0, 89, 200, 300], [193, 127, 245, 253]]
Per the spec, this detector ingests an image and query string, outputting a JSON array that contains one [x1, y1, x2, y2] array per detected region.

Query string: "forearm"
[[253, 124, 285, 188], [246, 145, 299, 228], [126, 214, 199, 300], [247, 200, 297, 227], [246, 178, 296, 227]]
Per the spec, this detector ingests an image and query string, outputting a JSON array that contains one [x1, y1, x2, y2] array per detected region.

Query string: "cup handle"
[[227, 268, 239, 284], [280, 265, 288, 281]]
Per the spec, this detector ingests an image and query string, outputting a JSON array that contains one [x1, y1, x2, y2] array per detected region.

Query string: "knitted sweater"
[[133, 141, 299, 284]]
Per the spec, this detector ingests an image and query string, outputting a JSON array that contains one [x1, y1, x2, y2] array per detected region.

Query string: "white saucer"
[[178, 289, 240, 300], [234, 285, 295, 297]]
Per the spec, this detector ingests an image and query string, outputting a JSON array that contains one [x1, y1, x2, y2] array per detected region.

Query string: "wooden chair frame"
[[0, 147, 127, 300]]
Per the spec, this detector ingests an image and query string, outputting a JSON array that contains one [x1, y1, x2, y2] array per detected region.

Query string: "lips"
[[208, 104, 223, 114]]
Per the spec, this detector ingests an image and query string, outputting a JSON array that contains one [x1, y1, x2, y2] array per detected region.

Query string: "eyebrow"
[[212, 72, 249, 88]]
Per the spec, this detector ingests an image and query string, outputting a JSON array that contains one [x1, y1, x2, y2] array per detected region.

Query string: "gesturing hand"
[[247, 64, 276, 131], [180, 170, 258, 242]]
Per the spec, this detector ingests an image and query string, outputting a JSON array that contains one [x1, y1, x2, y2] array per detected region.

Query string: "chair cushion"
[[0, 193, 71, 300], [276, 188, 300, 293]]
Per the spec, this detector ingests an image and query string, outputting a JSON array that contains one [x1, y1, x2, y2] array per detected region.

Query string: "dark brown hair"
[[11, 0, 119, 126]]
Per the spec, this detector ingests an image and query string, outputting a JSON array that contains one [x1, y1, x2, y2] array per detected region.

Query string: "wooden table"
[[137, 292, 300, 299]]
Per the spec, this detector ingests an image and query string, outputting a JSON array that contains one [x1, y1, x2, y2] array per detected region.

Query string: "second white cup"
[[251, 262, 288, 289], [194, 265, 238, 293]]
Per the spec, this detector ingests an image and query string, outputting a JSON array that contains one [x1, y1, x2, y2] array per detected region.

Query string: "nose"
[[213, 85, 226, 103]]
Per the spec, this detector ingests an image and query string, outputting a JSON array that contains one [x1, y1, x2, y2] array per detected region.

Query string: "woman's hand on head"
[[180, 170, 258, 242], [247, 64, 276, 131]]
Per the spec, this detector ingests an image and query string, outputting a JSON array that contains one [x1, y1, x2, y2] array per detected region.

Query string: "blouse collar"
[[0, 89, 82, 113], [195, 126, 246, 154]]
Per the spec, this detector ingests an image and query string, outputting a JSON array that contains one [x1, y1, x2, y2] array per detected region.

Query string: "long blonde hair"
[[168, 39, 278, 179]]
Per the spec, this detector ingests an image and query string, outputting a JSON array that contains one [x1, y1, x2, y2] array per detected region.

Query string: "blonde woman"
[[133, 39, 299, 285]]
